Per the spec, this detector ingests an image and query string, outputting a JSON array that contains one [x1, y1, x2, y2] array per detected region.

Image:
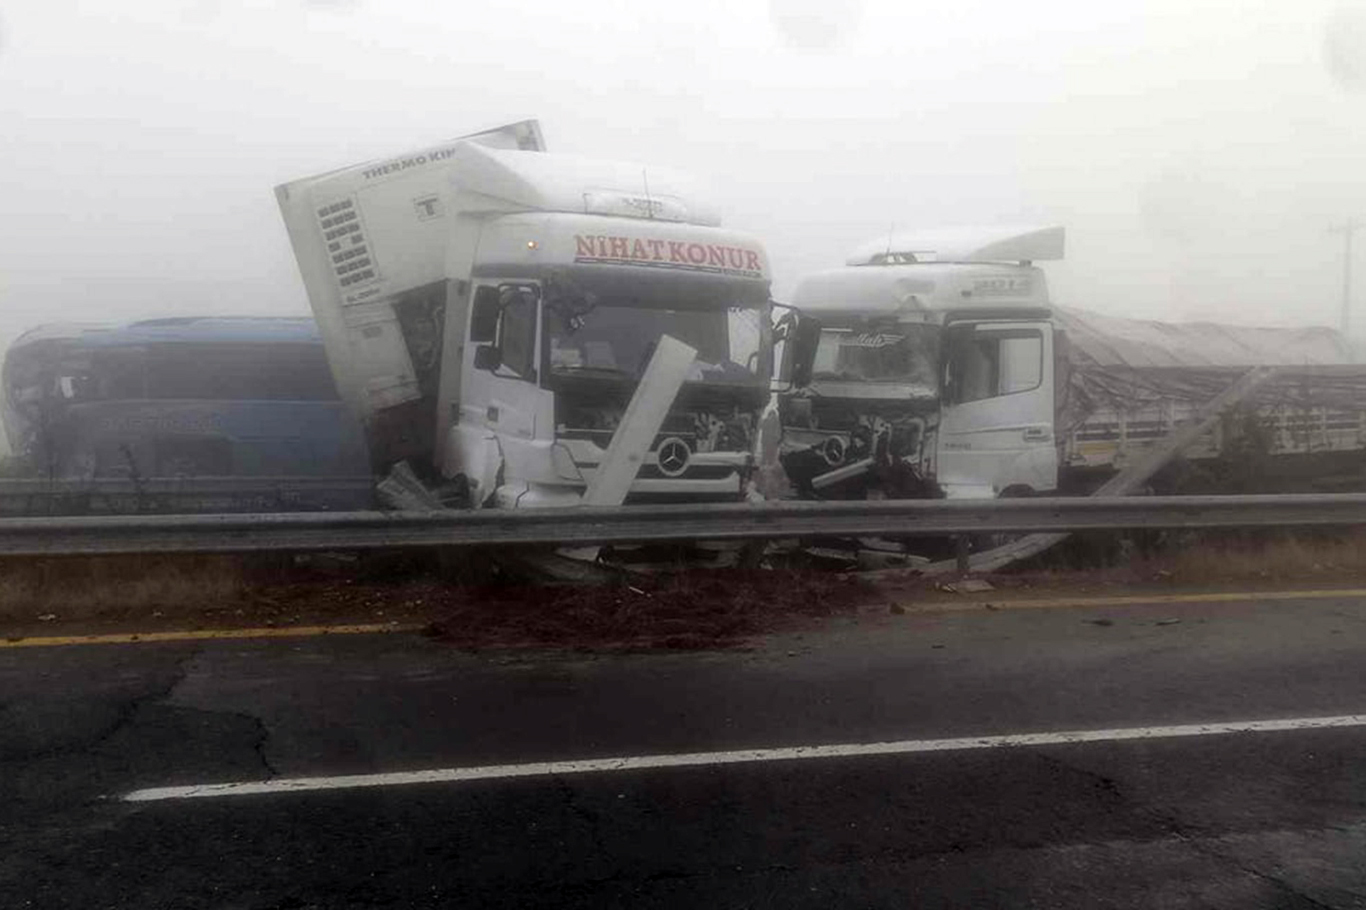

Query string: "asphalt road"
[[7, 593, 1366, 908]]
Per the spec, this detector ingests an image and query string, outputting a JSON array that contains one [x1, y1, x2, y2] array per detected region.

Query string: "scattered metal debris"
[[956, 578, 995, 594]]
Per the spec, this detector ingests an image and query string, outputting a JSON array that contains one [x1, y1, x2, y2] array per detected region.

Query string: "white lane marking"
[[122, 714, 1366, 803]]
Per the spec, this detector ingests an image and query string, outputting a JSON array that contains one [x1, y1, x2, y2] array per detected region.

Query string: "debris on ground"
[[932, 578, 994, 595], [421, 568, 872, 651], [803, 547, 860, 569], [956, 578, 995, 594], [856, 549, 929, 571], [510, 551, 621, 584], [857, 538, 906, 553], [4, 528, 1365, 650], [376, 461, 447, 511]]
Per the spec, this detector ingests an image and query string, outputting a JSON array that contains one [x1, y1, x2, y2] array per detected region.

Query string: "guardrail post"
[[955, 535, 970, 576]]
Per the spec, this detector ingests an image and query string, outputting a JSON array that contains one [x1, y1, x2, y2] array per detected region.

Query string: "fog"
[[3, 0, 1366, 351]]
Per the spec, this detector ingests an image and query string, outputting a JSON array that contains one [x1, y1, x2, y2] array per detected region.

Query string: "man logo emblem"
[[656, 437, 691, 477]]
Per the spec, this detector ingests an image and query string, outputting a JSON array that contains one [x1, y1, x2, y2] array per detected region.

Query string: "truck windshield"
[[545, 302, 766, 386], [812, 324, 940, 387]]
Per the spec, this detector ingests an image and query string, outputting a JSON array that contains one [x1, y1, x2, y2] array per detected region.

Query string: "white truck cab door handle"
[[1023, 426, 1051, 441]]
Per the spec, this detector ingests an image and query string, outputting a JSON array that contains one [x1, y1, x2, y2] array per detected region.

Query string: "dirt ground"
[[0, 553, 876, 650], [2, 530, 1363, 650]]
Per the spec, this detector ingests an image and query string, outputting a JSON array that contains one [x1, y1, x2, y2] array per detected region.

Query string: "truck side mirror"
[[473, 344, 502, 372], [470, 286, 501, 343], [789, 317, 822, 388]]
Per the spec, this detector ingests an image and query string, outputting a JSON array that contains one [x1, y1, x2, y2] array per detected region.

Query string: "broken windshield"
[[811, 323, 940, 388], [545, 301, 767, 386]]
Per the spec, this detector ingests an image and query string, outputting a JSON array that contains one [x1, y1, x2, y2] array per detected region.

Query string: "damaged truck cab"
[[277, 121, 776, 508], [781, 226, 1064, 500], [449, 212, 773, 507]]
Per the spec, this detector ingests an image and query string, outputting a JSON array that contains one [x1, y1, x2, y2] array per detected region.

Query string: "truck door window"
[[998, 335, 1043, 394], [469, 286, 501, 343], [498, 293, 537, 380], [947, 329, 1042, 404]]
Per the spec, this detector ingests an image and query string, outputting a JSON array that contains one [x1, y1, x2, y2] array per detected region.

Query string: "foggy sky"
[[3, 0, 1366, 350]]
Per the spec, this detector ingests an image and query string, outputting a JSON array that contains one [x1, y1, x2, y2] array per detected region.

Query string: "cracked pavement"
[[6, 594, 1366, 907]]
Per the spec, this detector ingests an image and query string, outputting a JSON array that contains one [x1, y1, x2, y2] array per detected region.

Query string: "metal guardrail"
[[0, 494, 1362, 557], [0, 477, 376, 516]]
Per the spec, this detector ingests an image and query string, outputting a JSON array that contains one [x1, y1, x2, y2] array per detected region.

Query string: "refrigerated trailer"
[[277, 121, 790, 509]]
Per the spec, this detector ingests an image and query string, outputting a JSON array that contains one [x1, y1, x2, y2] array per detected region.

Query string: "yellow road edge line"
[[906, 588, 1366, 613], [0, 623, 425, 649]]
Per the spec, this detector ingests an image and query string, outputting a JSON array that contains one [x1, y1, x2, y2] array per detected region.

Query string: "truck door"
[[936, 321, 1057, 498], [462, 284, 541, 444]]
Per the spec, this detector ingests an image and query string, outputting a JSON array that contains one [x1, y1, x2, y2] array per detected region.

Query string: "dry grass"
[[0, 554, 250, 621], [1159, 530, 1366, 585], [1004, 528, 1366, 590]]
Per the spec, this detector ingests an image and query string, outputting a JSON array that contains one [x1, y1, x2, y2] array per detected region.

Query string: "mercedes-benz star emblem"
[[821, 436, 847, 466], [655, 437, 692, 477]]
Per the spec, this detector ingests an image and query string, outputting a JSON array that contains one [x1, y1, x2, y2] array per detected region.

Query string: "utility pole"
[[1329, 219, 1363, 336]]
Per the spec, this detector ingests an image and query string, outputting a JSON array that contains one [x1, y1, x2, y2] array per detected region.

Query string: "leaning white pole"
[[582, 335, 697, 506]]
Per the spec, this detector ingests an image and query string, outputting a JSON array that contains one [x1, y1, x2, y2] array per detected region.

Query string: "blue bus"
[[2, 317, 373, 512]]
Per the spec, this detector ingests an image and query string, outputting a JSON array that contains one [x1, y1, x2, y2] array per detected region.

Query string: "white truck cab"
[[783, 225, 1064, 500], [277, 121, 776, 508], [449, 208, 773, 507]]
